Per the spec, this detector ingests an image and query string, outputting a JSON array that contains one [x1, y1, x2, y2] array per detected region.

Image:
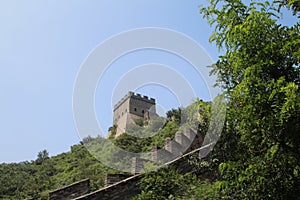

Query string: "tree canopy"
[[1, 1, 299, 199], [199, 0, 300, 199], [134, 0, 300, 199]]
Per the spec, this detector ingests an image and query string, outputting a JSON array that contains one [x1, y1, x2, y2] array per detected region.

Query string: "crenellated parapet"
[[113, 91, 155, 111], [113, 91, 156, 137], [131, 93, 155, 103]]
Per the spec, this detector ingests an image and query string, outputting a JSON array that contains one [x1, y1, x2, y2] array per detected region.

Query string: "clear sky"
[[0, 1, 297, 163]]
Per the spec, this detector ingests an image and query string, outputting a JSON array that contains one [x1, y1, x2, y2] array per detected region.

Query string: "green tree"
[[183, 180, 218, 200], [133, 166, 193, 200], [166, 108, 182, 124], [200, 0, 300, 199], [35, 149, 49, 165]]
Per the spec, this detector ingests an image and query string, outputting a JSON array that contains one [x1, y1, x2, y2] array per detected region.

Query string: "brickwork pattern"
[[49, 179, 90, 200], [104, 174, 132, 187], [113, 92, 156, 137]]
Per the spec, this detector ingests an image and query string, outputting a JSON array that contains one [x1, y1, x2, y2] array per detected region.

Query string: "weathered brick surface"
[[74, 175, 142, 200], [49, 179, 90, 200], [131, 157, 150, 174], [175, 131, 191, 152], [151, 147, 174, 163], [104, 174, 132, 187], [113, 91, 156, 137]]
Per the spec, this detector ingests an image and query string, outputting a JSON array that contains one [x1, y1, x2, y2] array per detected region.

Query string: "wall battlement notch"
[[111, 91, 156, 138], [113, 91, 155, 111]]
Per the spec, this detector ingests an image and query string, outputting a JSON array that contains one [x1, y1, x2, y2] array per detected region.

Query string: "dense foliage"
[[133, 0, 300, 199], [0, 101, 205, 199], [112, 120, 179, 153], [1, 1, 299, 199], [199, 0, 300, 199], [133, 166, 218, 200], [0, 145, 114, 199]]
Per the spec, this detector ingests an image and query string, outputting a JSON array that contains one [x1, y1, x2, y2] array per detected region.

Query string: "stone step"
[[183, 128, 197, 141], [175, 131, 192, 153], [151, 147, 175, 163], [164, 138, 184, 158], [184, 128, 205, 153]]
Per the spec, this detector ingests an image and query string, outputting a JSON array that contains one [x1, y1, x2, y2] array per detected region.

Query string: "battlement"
[[113, 91, 156, 137], [113, 91, 155, 111]]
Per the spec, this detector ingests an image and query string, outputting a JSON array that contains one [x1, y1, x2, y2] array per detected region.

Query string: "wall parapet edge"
[[113, 91, 155, 111]]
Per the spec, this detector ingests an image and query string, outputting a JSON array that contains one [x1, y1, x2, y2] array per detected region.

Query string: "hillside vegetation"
[[1, 0, 299, 199], [0, 100, 207, 199], [0, 144, 111, 199]]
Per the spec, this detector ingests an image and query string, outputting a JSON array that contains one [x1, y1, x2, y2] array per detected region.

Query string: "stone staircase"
[[48, 128, 205, 200], [131, 128, 202, 174]]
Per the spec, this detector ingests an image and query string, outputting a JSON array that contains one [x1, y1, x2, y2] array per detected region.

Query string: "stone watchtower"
[[112, 91, 156, 137]]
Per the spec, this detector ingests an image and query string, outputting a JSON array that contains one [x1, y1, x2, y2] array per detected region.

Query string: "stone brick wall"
[[74, 143, 213, 200], [113, 91, 156, 137], [74, 175, 142, 200], [123, 128, 203, 176], [113, 92, 155, 121], [49, 179, 90, 200], [129, 94, 155, 117], [104, 174, 132, 187], [113, 94, 130, 125], [131, 157, 150, 174], [49, 128, 206, 200]]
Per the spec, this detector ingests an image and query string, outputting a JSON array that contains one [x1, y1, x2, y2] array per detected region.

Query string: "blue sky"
[[0, 1, 297, 163]]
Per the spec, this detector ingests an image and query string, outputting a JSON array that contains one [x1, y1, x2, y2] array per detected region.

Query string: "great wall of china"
[[45, 92, 210, 199], [47, 127, 211, 200]]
